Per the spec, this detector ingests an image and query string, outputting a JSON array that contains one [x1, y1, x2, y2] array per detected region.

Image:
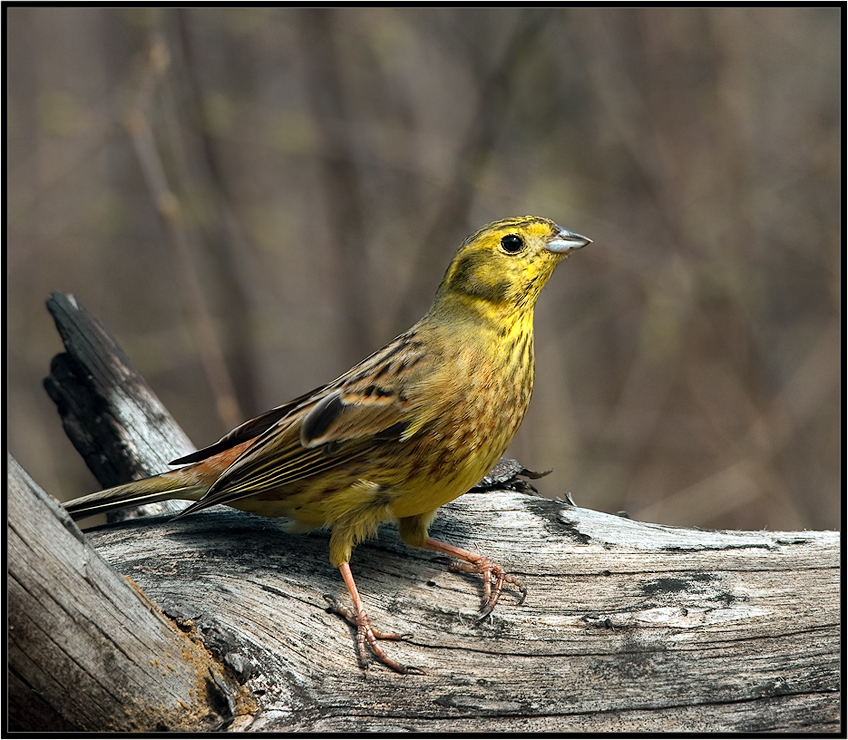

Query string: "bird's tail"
[[64, 471, 207, 521]]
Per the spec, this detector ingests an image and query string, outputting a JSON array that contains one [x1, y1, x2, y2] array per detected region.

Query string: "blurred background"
[[6, 7, 841, 531]]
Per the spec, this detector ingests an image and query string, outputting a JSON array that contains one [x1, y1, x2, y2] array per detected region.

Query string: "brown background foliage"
[[6, 7, 841, 531]]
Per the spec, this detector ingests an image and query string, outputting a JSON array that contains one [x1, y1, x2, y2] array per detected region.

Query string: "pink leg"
[[324, 562, 424, 675]]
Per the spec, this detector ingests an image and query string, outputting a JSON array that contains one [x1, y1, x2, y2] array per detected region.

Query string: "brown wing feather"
[[300, 388, 410, 448]]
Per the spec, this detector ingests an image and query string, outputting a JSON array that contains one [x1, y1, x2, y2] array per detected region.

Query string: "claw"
[[427, 538, 526, 617]]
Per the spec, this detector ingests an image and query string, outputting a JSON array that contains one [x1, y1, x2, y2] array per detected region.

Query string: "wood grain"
[[76, 492, 839, 732]]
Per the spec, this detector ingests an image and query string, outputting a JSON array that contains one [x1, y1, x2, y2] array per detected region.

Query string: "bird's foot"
[[448, 555, 527, 619], [323, 594, 424, 675], [424, 538, 527, 619]]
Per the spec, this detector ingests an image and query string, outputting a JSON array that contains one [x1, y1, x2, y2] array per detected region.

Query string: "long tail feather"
[[64, 473, 206, 520]]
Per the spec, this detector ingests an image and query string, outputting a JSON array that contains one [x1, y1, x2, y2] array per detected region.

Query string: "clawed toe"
[[447, 554, 526, 618], [424, 538, 527, 619]]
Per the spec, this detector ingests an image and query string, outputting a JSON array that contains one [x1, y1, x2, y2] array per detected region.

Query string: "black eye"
[[501, 234, 524, 253]]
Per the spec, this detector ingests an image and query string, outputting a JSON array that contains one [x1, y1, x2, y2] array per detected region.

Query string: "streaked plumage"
[[65, 216, 590, 673]]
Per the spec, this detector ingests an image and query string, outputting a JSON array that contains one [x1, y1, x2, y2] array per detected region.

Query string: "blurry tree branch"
[[299, 8, 375, 359], [397, 9, 552, 327], [147, 8, 260, 414], [170, 11, 261, 415], [123, 33, 242, 430]]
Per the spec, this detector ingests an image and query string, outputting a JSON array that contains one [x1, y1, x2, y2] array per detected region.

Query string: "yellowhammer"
[[65, 216, 590, 673]]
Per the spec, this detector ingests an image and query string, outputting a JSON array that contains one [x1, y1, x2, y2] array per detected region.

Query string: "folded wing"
[[176, 334, 426, 517]]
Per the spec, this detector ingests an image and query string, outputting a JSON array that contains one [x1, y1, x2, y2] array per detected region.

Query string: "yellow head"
[[432, 216, 590, 319]]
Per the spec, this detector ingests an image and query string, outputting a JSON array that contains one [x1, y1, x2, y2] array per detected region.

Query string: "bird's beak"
[[546, 227, 591, 254]]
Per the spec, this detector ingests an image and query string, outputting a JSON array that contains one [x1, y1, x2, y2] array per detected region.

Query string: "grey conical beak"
[[546, 226, 591, 254]]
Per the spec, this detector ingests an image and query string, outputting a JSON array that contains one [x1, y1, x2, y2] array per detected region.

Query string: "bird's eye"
[[501, 234, 524, 253]]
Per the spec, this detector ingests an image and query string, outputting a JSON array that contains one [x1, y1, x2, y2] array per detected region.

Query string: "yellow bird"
[[65, 216, 590, 673]]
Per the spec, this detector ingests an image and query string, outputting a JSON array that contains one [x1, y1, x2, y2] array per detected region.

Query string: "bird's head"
[[432, 216, 590, 319]]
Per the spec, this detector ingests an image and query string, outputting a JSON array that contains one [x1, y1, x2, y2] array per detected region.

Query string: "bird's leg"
[[324, 562, 423, 675], [423, 538, 527, 619]]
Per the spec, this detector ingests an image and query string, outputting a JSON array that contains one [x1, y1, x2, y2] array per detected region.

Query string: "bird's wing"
[[169, 383, 329, 465], [176, 332, 430, 516]]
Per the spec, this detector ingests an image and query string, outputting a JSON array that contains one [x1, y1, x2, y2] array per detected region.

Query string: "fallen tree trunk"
[[7, 292, 840, 732]]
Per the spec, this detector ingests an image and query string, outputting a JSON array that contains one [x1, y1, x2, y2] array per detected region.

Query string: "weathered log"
[[9, 291, 840, 732], [75, 489, 840, 732], [7, 455, 252, 732]]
